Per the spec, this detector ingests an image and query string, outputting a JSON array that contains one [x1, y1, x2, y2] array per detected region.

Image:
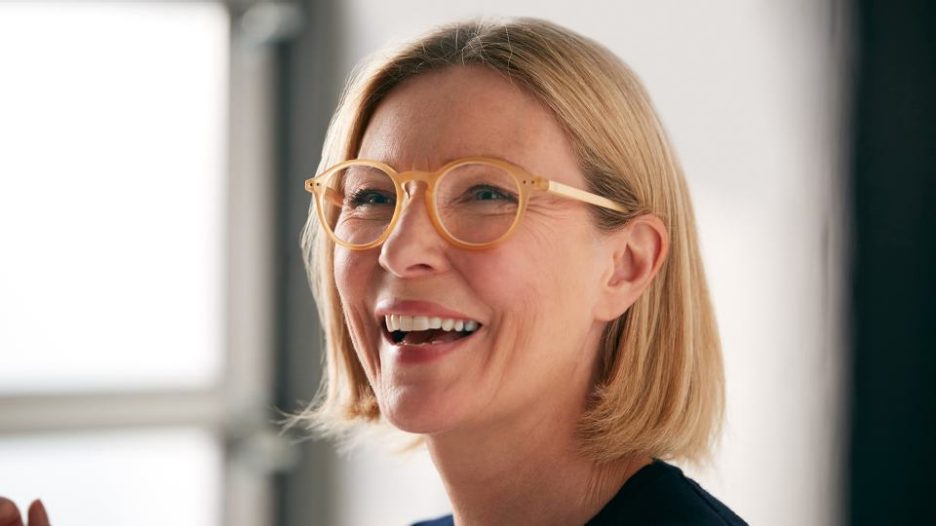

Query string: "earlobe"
[[594, 214, 669, 321]]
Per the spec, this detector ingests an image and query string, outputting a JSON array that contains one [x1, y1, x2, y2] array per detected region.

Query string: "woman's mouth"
[[381, 314, 482, 346]]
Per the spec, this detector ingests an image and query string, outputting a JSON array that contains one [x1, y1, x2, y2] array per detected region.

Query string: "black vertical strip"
[[271, 1, 343, 525], [272, 34, 297, 526], [849, 1, 936, 525]]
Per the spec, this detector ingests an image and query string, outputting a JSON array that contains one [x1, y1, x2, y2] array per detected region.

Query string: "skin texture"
[[0, 498, 50, 526], [335, 66, 669, 525]]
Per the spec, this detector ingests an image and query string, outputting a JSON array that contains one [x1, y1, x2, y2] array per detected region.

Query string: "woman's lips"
[[381, 325, 483, 365]]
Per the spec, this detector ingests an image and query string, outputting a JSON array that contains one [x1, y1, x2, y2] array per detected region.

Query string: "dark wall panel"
[[848, 1, 936, 524]]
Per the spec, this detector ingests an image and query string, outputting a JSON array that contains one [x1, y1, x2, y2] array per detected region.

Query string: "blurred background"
[[0, 1, 932, 525]]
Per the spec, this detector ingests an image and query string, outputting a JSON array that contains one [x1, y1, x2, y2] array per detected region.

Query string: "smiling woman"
[[298, 18, 745, 525]]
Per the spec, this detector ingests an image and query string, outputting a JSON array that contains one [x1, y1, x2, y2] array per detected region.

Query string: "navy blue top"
[[412, 459, 747, 525]]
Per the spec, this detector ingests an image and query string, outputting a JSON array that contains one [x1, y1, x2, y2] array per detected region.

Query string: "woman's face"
[[334, 66, 613, 435]]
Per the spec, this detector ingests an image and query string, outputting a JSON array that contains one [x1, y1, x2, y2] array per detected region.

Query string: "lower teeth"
[[394, 329, 476, 345]]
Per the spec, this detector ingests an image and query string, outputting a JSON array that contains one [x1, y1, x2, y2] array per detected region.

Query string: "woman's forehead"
[[357, 66, 576, 174]]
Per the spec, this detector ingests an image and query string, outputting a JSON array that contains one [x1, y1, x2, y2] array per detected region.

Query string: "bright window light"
[[0, 3, 229, 393], [0, 427, 222, 526]]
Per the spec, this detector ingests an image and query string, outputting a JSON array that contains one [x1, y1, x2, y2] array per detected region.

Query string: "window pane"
[[0, 3, 228, 393], [0, 428, 222, 526]]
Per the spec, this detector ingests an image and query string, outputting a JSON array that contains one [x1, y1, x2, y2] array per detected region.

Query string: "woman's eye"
[[348, 189, 394, 207], [468, 185, 516, 202]]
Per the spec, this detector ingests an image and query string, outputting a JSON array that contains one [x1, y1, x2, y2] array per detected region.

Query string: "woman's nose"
[[377, 187, 450, 277]]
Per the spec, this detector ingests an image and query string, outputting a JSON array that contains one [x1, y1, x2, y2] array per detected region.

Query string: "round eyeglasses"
[[304, 157, 628, 251]]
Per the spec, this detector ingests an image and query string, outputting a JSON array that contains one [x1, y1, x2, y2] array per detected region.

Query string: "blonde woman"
[[301, 17, 746, 526], [0, 17, 746, 526]]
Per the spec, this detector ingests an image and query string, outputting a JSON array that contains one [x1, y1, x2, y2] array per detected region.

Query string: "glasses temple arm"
[[544, 180, 628, 213]]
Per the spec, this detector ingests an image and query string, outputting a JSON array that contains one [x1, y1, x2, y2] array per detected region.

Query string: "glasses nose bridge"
[[392, 167, 439, 218], [394, 170, 441, 222], [395, 169, 436, 198], [380, 168, 450, 251]]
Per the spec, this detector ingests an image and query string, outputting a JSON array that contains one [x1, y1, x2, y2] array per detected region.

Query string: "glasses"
[[304, 156, 628, 250]]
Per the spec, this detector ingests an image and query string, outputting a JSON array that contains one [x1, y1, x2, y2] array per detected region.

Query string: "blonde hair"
[[299, 18, 723, 464]]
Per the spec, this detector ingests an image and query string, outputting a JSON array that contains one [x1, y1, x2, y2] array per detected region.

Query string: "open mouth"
[[381, 314, 482, 346]]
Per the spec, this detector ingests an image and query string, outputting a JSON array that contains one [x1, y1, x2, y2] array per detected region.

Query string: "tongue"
[[402, 329, 466, 345]]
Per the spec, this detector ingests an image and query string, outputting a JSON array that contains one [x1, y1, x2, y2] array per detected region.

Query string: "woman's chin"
[[379, 387, 467, 435]]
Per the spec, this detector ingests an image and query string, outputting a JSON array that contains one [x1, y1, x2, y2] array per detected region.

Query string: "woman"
[[300, 17, 745, 526], [0, 17, 744, 526]]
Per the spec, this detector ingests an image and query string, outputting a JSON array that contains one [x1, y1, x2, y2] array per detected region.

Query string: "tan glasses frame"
[[304, 156, 627, 251]]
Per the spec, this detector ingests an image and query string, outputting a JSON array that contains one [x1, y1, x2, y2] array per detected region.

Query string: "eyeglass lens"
[[320, 162, 521, 247]]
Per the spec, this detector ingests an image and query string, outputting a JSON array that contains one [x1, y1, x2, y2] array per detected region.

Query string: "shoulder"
[[586, 460, 748, 526], [411, 461, 746, 526]]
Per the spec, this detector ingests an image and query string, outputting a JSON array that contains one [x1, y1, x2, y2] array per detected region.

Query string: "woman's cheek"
[[332, 248, 358, 292], [334, 249, 379, 309], [465, 252, 542, 351], [333, 249, 382, 379]]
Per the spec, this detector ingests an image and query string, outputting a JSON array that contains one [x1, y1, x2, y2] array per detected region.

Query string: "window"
[[0, 4, 275, 525]]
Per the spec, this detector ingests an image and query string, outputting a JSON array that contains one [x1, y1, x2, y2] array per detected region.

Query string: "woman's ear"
[[593, 213, 669, 322]]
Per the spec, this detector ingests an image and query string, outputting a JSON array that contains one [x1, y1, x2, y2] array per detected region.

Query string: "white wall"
[[327, 2, 846, 525]]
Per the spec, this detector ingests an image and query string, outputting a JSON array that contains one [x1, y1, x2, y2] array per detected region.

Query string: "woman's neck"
[[425, 397, 650, 526]]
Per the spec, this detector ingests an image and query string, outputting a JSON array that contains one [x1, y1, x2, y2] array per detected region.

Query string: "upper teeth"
[[384, 314, 479, 333]]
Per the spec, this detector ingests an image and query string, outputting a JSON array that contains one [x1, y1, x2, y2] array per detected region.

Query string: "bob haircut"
[[299, 17, 724, 464]]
